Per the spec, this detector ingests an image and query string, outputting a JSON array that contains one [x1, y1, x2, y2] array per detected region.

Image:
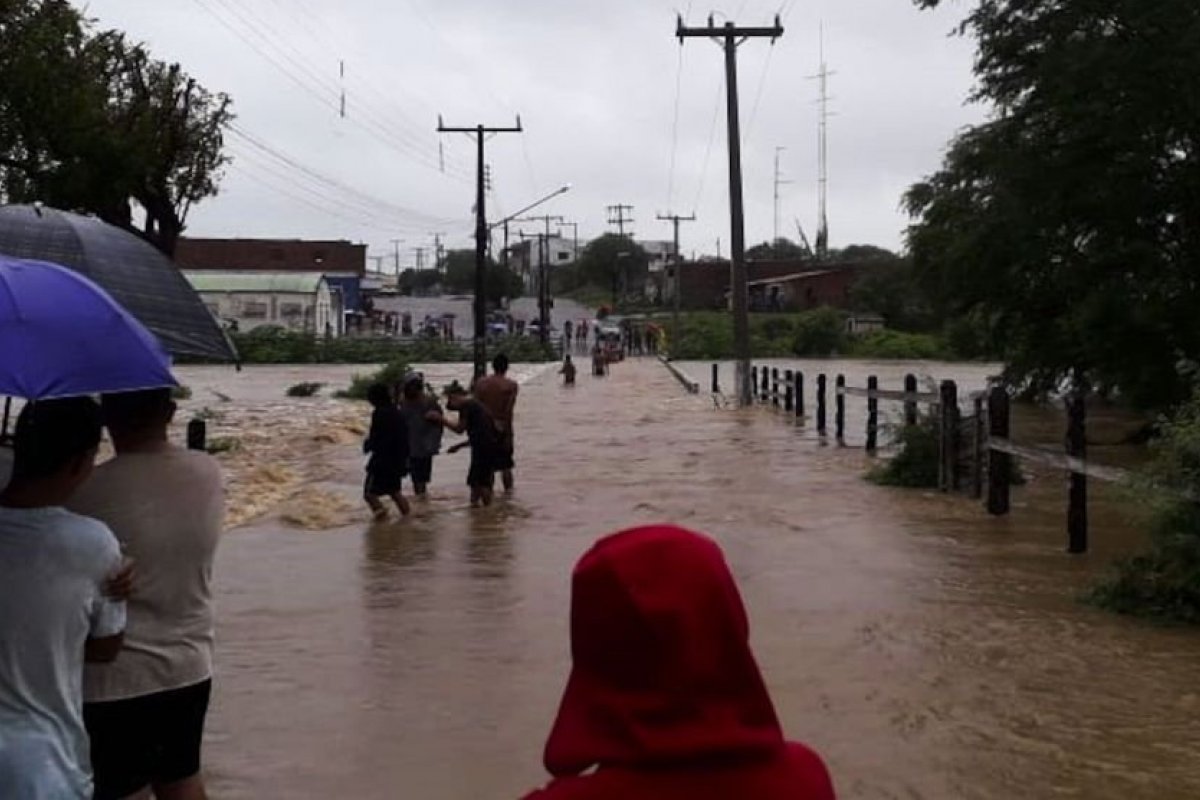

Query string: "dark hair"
[[492, 353, 510, 373], [101, 388, 175, 432], [367, 383, 393, 408], [12, 397, 103, 481], [402, 375, 424, 399]]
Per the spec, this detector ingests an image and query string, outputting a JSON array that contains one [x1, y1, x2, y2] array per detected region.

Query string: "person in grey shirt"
[[399, 374, 445, 496]]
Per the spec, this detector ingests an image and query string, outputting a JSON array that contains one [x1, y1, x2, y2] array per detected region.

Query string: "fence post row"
[[938, 380, 959, 492], [771, 369, 780, 408], [986, 386, 1010, 515], [972, 395, 985, 500], [835, 375, 846, 442], [784, 370, 794, 412], [904, 374, 918, 427], [1067, 387, 1088, 554], [795, 371, 804, 419], [816, 374, 827, 434], [866, 376, 879, 454]]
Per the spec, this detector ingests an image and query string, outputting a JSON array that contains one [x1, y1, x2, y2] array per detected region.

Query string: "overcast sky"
[[80, 0, 983, 268]]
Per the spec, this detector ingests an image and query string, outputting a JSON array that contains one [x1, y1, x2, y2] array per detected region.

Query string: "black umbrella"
[[0, 204, 237, 362]]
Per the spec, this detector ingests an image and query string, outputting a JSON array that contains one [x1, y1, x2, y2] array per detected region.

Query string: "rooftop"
[[184, 271, 327, 294]]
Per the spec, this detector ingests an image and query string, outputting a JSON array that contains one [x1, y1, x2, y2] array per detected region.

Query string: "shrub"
[[849, 329, 946, 360], [171, 385, 193, 400], [1090, 390, 1200, 623], [205, 436, 240, 454], [336, 359, 411, 401], [792, 307, 847, 356], [867, 417, 940, 488], [286, 382, 324, 398]]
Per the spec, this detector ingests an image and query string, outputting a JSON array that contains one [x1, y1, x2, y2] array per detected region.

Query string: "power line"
[[693, 78, 725, 214]]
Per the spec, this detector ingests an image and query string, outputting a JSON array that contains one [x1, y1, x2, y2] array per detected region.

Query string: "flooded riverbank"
[[182, 357, 1200, 799]]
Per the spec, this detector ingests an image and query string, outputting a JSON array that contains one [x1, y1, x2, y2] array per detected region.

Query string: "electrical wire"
[[692, 77, 725, 215]]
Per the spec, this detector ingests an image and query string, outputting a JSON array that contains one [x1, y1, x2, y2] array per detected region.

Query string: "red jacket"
[[522, 525, 836, 799]]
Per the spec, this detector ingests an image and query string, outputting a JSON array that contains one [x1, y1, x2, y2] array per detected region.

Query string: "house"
[[638, 240, 675, 273], [675, 259, 862, 311], [184, 271, 340, 336], [175, 238, 367, 312]]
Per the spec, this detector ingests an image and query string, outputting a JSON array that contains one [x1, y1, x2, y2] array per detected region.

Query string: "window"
[[558, 252, 571, 262], [242, 300, 268, 319], [280, 302, 304, 318]]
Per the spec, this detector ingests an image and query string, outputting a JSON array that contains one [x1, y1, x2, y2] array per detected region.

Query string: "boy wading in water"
[[561, 355, 577, 386], [442, 382, 501, 508], [363, 384, 411, 521], [399, 374, 444, 497]]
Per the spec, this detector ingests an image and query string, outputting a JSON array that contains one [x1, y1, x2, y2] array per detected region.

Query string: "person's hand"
[[105, 558, 135, 601], [447, 441, 469, 454]]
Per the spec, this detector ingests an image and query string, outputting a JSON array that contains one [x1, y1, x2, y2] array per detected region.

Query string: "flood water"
[[171, 357, 1200, 799]]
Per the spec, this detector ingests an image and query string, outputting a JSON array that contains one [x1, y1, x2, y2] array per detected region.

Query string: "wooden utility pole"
[[657, 212, 695, 358], [437, 115, 522, 381], [607, 205, 634, 238], [519, 214, 563, 346], [678, 15, 783, 406]]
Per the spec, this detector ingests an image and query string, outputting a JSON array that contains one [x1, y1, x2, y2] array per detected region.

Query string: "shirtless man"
[[473, 353, 520, 492]]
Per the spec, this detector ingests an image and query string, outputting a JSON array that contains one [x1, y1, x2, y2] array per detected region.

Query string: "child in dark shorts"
[[363, 383, 411, 520], [442, 382, 501, 507]]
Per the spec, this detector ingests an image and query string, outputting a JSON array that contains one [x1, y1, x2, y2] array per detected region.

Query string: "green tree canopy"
[[443, 249, 523, 304], [747, 238, 811, 261], [576, 234, 649, 299], [0, 0, 233, 255], [906, 0, 1200, 408]]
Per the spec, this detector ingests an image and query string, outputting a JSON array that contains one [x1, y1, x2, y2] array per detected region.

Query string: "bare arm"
[[442, 415, 466, 434]]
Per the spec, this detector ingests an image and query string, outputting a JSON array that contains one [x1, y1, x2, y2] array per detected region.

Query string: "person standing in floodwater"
[[70, 389, 224, 800], [363, 384, 411, 521], [522, 525, 836, 800], [561, 356, 577, 386], [473, 353, 519, 492], [441, 382, 501, 507], [399, 374, 444, 497]]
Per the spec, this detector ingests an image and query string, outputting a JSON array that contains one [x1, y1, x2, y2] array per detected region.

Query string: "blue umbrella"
[[0, 254, 176, 400]]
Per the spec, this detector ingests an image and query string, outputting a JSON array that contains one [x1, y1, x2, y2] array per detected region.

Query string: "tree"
[[906, 0, 1200, 408], [576, 234, 649, 301], [443, 249, 523, 305], [747, 237, 811, 261], [0, 1, 233, 255]]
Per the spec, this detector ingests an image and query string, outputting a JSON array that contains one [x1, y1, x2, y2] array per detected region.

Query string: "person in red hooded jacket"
[[522, 524, 836, 800]]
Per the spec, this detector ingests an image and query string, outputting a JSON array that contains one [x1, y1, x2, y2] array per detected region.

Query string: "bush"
[[336, 360, 412, 401], [205, 436, 240, 454], [792, 308, 847, 356], [286, 382, 324, 398], [171, 385, 193, 400], [867, 417, 940, 488], [1090, 390, 1200, 623], [849, 330, 946, 360]]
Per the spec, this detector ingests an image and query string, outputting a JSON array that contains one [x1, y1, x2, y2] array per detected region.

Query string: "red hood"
[[544, 525, 785, 777]]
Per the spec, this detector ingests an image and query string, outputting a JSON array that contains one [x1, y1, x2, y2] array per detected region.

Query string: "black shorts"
[[467, 454, 496, 489], [493, 429, 515, 471], [409, 456, 434, 484], [84, 679, 212, 799], [365, 466, 404, 497]]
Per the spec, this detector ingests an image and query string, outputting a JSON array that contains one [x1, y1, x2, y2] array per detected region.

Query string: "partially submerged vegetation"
[[229, 328, 555, 366], [1091, 390, 1200, 623]]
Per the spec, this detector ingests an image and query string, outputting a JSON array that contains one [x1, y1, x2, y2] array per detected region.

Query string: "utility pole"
[[556, 221, 580, 263], [519, 214, 563, 346], [432, 233, 446, 272], [810, 26, 834, 260], [438, 115, 523, 381], [773, 146, 793, 247], [390, 238, 404, 275], [658, 212, 696, 359], [678, 14, 783, 407], [607, 204, 634, 239], [414, 247, 426, 271]]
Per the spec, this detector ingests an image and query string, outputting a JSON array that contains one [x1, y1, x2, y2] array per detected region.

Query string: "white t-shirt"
[[0, 506, 126, 799], [70, 447, 223, 702]]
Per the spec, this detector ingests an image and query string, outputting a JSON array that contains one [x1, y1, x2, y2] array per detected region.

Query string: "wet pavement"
[[176, 357, 1200, 799]]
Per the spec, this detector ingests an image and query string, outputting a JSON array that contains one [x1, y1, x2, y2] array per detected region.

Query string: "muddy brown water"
[[168, 358, 1200, 799]]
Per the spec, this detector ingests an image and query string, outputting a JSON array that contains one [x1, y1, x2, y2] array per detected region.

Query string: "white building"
[[638, 240, 675, 273], [184, 271, 340, 336]]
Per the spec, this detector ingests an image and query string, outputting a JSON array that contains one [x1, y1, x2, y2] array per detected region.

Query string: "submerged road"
[[190, 358, 1200, 799]]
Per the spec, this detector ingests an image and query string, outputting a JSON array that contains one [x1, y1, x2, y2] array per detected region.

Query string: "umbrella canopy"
[[0, 204, 237, 362], [0, 255, 176, 400]]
